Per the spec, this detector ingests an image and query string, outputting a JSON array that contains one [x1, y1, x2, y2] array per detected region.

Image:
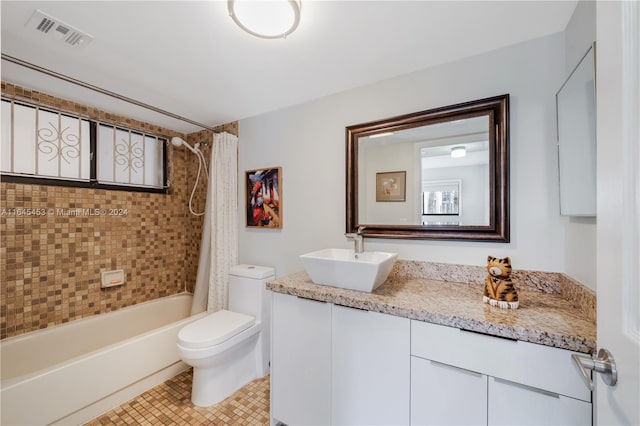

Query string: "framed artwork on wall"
[[376, 171, 406, 202], [245, 167, 282, 228]]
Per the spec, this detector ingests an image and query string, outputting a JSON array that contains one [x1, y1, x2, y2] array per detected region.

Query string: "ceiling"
[[1, 1, 578, 134]]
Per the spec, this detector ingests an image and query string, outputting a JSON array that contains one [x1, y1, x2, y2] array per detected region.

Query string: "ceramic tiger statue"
[[482, 256, 519, 309]]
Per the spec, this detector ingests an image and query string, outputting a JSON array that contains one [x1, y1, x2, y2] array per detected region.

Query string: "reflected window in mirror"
[[346, 94, 509, 242]]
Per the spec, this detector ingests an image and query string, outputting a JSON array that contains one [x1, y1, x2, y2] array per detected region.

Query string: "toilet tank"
[[229, 264, 275, 376], [228, 264, 275, 321]]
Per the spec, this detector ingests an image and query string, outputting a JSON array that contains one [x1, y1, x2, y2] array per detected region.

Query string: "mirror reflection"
[[556, 44, 596, 216], [346, 94, 509, 242], [358, 115, 490, 226]]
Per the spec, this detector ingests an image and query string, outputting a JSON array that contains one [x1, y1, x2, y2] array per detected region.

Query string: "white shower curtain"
[[190, 132, 239, 314]]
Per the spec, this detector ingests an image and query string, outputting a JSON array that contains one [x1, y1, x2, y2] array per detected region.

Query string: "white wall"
[[238, 33, 567, 279], [566, 0, 596, 72], [563, 0, 597, 289]]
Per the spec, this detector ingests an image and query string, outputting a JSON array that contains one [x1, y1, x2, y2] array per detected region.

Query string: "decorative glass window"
[[96, 124, 165, 189], [1, 98, 167, 192], [1, 99, 90, 181]]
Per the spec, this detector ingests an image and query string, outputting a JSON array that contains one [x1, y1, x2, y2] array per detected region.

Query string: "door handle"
[[571, 348, 618, 391]]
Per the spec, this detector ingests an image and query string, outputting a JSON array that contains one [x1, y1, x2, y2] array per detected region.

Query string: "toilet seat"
[[177, 310, 255, 349]]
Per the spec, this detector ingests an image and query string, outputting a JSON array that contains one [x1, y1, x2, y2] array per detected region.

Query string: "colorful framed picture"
[[376, 171, 406, 202], [245, 167, 282, 228]]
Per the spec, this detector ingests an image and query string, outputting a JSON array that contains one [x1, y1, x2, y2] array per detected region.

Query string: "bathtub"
[[0, 293, 206, 426]]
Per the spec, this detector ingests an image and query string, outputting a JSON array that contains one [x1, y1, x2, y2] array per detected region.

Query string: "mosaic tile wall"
[[0, 82, 237, 339]]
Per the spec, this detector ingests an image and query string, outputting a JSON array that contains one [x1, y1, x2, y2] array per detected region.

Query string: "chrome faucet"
[[345, 226, 366, 254]]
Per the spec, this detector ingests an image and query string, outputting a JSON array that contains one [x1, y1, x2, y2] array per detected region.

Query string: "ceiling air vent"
[[26, 9, 93, 47]]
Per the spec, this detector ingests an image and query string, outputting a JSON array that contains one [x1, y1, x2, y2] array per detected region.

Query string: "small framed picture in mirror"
[[376, 171, 406, 202]]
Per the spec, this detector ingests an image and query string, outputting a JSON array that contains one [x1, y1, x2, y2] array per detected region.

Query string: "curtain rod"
[[1, 53, 218, 132]]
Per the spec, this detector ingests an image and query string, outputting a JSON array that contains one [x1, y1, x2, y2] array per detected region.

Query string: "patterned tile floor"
[[85, 369, 270, 425]]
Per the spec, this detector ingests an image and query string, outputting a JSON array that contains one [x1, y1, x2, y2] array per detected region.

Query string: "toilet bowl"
[[176, 264, 274, 407]]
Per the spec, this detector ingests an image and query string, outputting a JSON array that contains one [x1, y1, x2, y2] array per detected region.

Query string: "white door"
[[596, 1, 640, 424]]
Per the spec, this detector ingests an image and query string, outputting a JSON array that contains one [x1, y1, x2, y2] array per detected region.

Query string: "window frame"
[[1, 98, 169, 194]]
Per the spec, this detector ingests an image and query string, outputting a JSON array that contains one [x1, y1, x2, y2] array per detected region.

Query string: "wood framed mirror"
[[346, 94, 510, 242]]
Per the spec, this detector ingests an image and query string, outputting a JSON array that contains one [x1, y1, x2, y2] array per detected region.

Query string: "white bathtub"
[[0, 293, 206, 426]]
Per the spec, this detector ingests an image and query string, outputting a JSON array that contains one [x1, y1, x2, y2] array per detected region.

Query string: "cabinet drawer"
[[411, 356, 487, 426], [488, 377, 592, 425], [411, 320, 591, 402]]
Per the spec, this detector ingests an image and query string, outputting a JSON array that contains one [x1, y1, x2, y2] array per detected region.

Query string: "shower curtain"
[[191, 132, 239, 314]]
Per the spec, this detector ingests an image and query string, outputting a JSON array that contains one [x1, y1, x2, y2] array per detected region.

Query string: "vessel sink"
[[299, 248, 399, 292]]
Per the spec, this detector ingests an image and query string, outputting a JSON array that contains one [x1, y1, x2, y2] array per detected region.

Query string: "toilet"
[[176, 264, 274, 407]]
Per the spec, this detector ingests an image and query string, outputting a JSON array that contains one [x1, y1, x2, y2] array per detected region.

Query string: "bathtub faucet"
[[345, 226, 366, 254]]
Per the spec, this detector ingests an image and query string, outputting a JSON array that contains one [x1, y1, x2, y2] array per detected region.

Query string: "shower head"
[[171, 136, 198, 154]]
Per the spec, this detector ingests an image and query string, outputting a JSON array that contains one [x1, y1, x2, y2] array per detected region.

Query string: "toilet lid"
[[177, 310, 255, 349]]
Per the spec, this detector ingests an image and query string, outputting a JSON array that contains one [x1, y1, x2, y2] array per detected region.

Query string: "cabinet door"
[[488, 377, 592, 426], [332, 304, 410, 425], [271, 293, 331, 426], [411, 356, 488, 426]]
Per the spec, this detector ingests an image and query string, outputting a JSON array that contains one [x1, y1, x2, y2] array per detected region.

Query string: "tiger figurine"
[[482, 256, 519, 309]]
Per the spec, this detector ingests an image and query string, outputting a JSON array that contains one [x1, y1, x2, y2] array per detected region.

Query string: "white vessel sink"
[[299, 248, 398, 293]]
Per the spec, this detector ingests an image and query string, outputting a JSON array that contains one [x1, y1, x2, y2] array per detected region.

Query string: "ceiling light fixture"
[[228, 0, 301, 39], [451, 146, 466, 158]]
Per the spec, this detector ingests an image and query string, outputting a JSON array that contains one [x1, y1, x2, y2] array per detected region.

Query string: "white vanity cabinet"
[[271, 291, 592, 426], [332, 304, 410, 425], [410, 320, 592, 426], [271, 293, 331, 426]]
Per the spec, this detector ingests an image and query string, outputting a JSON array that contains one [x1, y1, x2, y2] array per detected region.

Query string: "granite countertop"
[[267, 271, 596, 354]]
